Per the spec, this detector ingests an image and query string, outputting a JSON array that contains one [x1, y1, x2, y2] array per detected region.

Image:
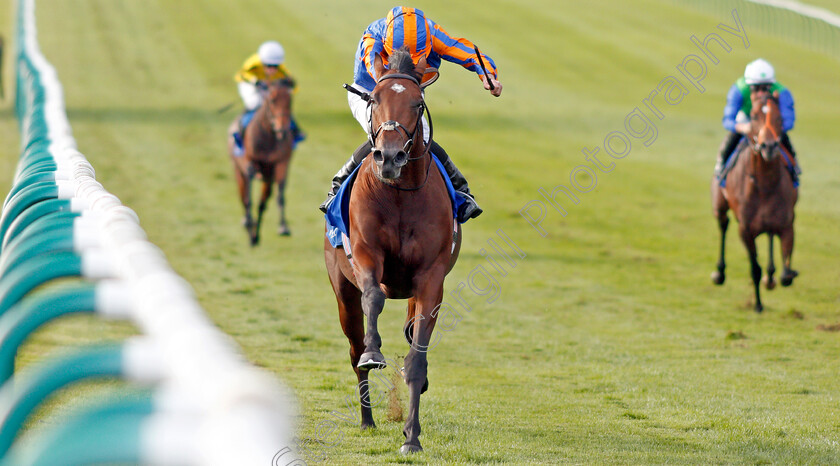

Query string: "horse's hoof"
[[360, 421, 376, 431], [781, 270, 798, 287], [357, 352, 387, 371], [399, 444, 423, 455], [278, 226, 291, 236], [249, 236, 259, 247], [755, 303, 764, 313], [711, 271, 725, 285], [763, 276, 776, 290]]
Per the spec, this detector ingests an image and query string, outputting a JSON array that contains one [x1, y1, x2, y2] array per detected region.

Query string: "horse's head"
[[260, 78, 294, 142], [749, 89, 782, 162], [368, 47, 427, 181]]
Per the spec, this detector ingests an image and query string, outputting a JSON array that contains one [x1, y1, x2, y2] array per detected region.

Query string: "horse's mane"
[[388, 47, 420, 81]]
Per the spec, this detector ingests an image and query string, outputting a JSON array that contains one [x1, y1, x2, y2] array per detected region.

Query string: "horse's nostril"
[[373, 150, 383, 162], [394, 151, 407, 165]]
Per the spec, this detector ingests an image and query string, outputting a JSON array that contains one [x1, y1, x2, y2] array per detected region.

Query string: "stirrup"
[[319, 193, 337, 213], [457, 193, 483, 223]]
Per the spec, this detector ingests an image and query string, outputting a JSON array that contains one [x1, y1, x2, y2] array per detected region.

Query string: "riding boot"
[[318, 140, 372, 213], [715, 131, 742, 177], [430, 140, 483, 222]]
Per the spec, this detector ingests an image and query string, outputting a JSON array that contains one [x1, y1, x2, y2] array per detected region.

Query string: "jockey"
[[318, 6, 503, 222], [716, 58, 797, 176], [232, 40, 304, 155]]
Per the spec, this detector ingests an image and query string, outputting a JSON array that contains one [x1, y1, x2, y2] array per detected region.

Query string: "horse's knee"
[[361, 288, 385, 315], [403, 351, 428, 384]]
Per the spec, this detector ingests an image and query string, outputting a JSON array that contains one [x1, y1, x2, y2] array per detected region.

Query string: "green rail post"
[[0, 344, 125, 455], [0, 284, 97, 382]]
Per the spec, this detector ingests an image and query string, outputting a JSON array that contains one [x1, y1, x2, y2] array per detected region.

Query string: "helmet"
[[383, 7, 431, 63], [744, 58, 775, 84], [258, 41, 285, 66]]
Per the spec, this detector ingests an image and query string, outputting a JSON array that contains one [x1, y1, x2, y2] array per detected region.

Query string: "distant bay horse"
[[711, 91, 798, 311], [227, 78, 295, 245], [324, 48, 461, 454]]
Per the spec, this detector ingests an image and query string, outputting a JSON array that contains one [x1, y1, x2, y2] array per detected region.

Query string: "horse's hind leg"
[[232, 162, 254, 243], [763, 234, 777, 290], [739, 228, 763, 312], [711, 208, 729, 285], [253, 170, 273, 246], [275, 162, 290, 236], [780, 225, 798, 286]]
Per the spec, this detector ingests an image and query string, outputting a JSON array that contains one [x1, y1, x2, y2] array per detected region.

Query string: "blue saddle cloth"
[[325, 153, 466, 248], [719, 137, 799, 188], [233, 111, 305, 157]]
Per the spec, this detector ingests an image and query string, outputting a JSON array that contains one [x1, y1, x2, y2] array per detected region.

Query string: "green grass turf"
[[1, 0, 839, 463]]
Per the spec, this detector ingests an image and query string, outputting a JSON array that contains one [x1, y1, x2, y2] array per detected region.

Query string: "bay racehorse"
[[227, 78, 295, 245], [324, 48, 462, 454], [711, 91, 798, 312]]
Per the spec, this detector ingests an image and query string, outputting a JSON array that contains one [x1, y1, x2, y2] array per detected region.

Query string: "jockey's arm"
[[481, 74, 503, 97], [779, 88, 795, 132], [735, 122, 751, 134], [722, 83, 744, 133], [428, 21, 502, 97]]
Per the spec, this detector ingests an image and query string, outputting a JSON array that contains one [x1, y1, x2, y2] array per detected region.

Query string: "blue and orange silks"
[[352, 6, 499, 92]]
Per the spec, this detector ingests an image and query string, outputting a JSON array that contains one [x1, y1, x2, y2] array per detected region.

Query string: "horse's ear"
[[414, 55, 427, 80], [374, 53, 386, 81]]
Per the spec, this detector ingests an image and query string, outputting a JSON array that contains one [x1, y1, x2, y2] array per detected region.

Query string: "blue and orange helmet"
[[383, 7, 432, 64]]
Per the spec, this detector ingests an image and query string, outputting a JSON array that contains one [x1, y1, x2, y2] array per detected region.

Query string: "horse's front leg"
[[739, 227, 763, 312], [712, 210, 729, 285], [234, 164, 254, 241], [326, 249, 376, 429], [353, 251, 386, 370], [400, 267, 445, 455], [763, 234, 777, 290], [779, 225, 798, 286]]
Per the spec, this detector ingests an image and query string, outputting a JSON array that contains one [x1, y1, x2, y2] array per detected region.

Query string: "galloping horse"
[[711, 91, 798, 312], [227, 78, 295, 245], [324, 48, 462, 454]]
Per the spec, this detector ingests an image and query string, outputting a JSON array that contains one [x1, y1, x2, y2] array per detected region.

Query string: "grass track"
[[1, 1, 839, 464]]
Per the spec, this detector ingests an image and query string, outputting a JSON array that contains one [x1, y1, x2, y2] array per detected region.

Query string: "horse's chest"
[[742, 197, 793, 231]]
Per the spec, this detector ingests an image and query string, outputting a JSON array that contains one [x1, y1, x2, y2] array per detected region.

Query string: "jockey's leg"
[[291, 117, 306, 145], [234, 110, 257, 152], [780, 132, 801, 178], [318, 140, 372, 213], [716, 131, 742, 176], [429, 140, 483, 222]]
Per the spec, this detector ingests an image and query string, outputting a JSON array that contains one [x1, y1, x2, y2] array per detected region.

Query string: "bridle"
[[749, 96, 780, 157], [366, 72, 434, 191], [259, 81, 292, 142], [368, 73, 432, 163]]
